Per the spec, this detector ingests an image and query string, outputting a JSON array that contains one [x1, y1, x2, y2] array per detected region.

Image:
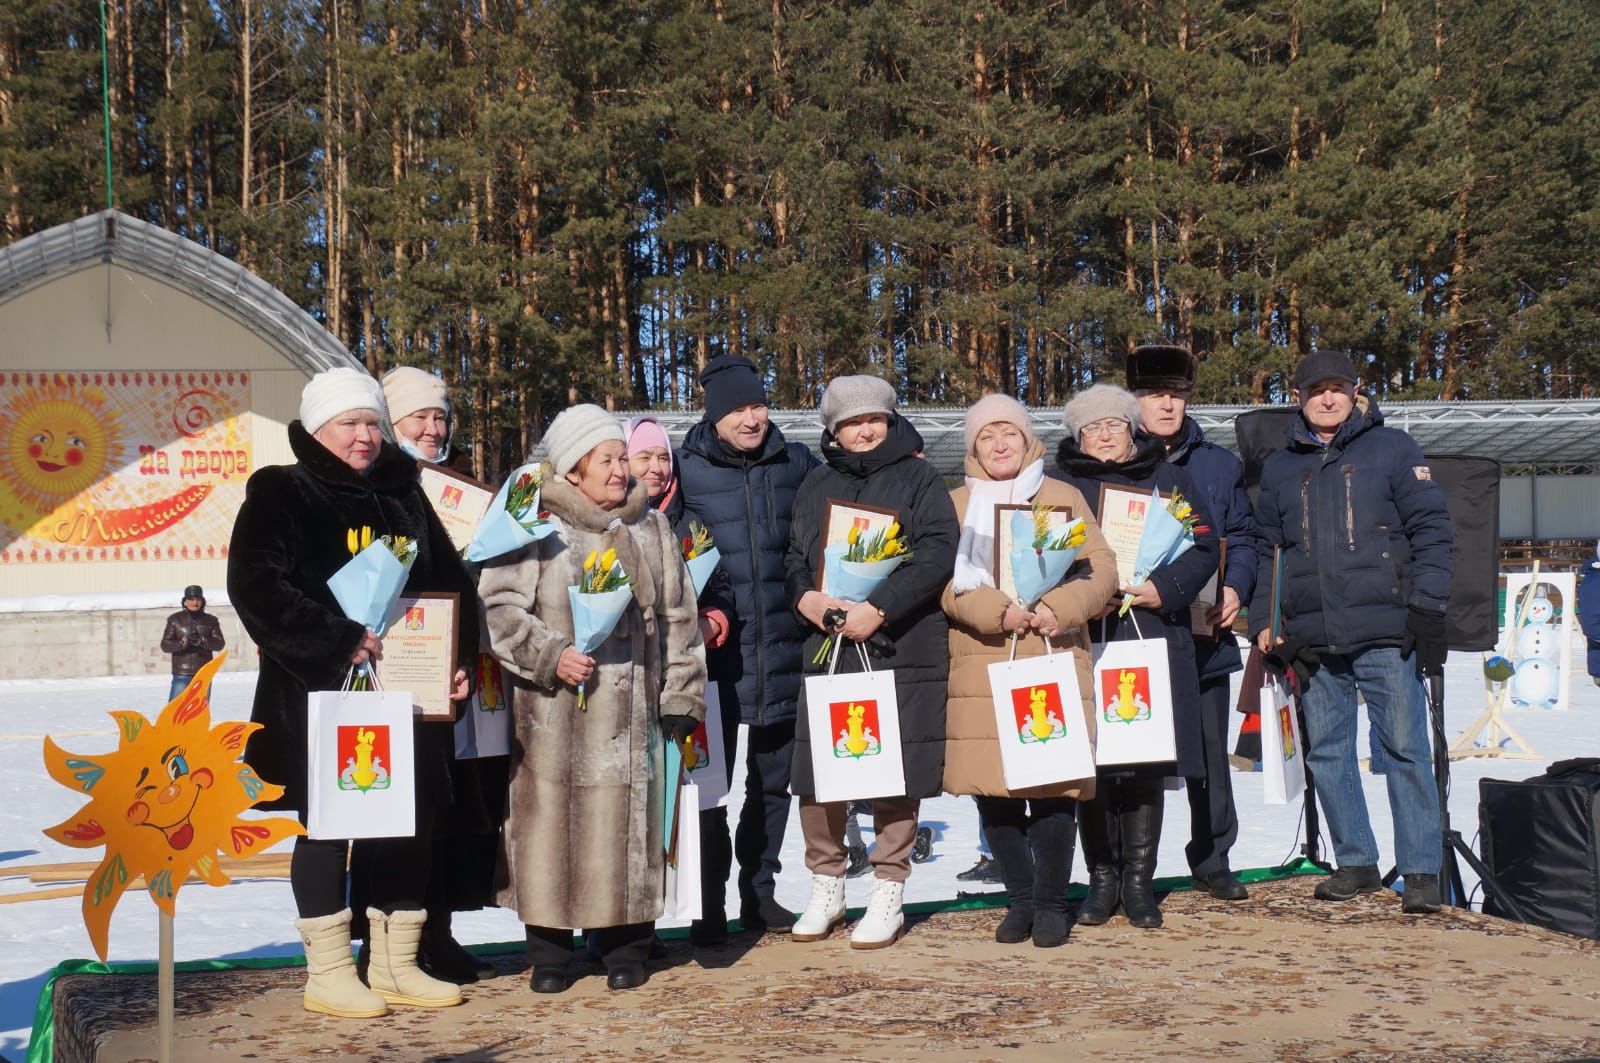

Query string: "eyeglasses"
[[1079, 419, 1131, 438]]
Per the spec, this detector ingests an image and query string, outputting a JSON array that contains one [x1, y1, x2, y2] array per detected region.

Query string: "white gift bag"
[[662, 781, 702, 920], [1258, 674, 1305, 805], [1090, 615, 1178, 768], [683, 681, 731, 811], [454, 646, 511, 760], [805, 640, 907, 803], [987, 637, 1097, 791], [307, 682, 416, 840]]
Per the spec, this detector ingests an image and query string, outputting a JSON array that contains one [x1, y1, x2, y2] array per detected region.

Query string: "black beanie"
[[1125, 344, 1197, 392], [699, 356, 768, 424]]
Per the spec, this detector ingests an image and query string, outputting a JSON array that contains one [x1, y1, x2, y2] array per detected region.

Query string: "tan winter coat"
[[479, 470, 706, 930], [941, 446, 1119, 799]]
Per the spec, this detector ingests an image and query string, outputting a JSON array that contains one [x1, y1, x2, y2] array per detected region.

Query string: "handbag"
[[1258, 673, 1306, 804], [804, 639, 907, 803], [662, 780, 702, 921], [454, 638, 511, 759], [683, 680, 731, 811], [1090, 613, 1178, 768], [306, 669, 416, 840], [986, 635, 1097, 791]]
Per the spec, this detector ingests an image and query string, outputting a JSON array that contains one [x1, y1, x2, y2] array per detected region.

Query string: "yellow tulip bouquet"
[[328, 525, 419, 689], [814, 519, 912, 664], [568, 546, 635, 709]]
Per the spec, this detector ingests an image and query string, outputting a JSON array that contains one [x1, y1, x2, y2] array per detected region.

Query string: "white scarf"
[[952, 458, 1046, 593]]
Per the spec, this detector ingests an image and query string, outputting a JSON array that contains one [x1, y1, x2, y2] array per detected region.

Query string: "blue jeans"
[[169, 674, 194, 701], [1299, 646, 1440, 875]]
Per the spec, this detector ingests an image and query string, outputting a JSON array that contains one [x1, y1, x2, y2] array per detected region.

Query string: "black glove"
[[185, 630, 204, 648], [1262, 637, 1321, 689], [661, 714, 699, 744], [1401, 605, 1448, 676]]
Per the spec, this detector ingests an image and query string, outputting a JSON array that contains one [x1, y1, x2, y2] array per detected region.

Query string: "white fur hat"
[[299, 367, 388, 436], [381, 366, 450, 423], [544, 404, 625, 476]]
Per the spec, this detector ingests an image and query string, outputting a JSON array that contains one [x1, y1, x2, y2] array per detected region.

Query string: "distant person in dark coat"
[[785, 375, 959, 950], [675, 356, 820, 934], [1126, 344, 1258, 902], [1249, 351, 1452, 915], [1056, 384, 1220, 931], [160, 584, 225, 701], [1579, 542, 1600, 684]]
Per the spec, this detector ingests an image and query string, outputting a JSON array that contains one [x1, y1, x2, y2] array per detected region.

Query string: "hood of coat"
[[1055, 428, 1166, 482], [820, 414, 925, 478], [1286, 392, 1382, 454], [680, 417, 787, 469], [289, 419, 417, 492], [962, 435, 1046, 482]]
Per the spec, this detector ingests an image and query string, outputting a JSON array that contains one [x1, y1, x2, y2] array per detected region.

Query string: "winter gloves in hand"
[[1401, 605, 1448, 676], [1262, 637, 1321, 688], [661, 714, 699, 744]]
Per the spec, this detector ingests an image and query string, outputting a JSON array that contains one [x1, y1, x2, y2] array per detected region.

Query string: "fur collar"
[[289, 420, 417, 492], [539, 465, 649, 531]]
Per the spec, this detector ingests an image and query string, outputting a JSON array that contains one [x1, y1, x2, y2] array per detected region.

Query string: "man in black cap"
[[1249, 351, 1452, 914], [1127, 343, 1258, 901], [160, 585, 226, 701], [676, 356, 820, 941]]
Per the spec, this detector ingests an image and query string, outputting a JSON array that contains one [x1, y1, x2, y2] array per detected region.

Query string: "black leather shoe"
[[845, 843, 871, 879], [648, 934, 669, 961], [690, 912, 729, 948], [530, 965, 568, 994], [606, 962, 646, 991], [419, 930, 484, 985], [739, 895, 796, 933], [1313, 864, 1382, 901], [1401, 873, 1442, 914], [1197, 869, 1249, 901], [1075, 867, 1120, 925]]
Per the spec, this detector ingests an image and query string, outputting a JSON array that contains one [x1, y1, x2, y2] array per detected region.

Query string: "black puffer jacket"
[[227, 422, 479, 814], [676, 420, 819, 726], [1056, 432, 1220, 779], [785, 416, 960, 800]]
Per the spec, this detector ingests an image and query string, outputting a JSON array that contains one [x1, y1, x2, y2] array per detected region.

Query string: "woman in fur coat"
[[479, 405, 706, 995], [941, 395, 1119, 948], [227, 367, 478, 1019]]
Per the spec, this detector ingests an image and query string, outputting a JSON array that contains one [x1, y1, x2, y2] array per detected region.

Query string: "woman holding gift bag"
[[942, 395, 1119, 947], [1054, 383, 1219, 930], [480, 405, 706, 994], [228, 366, 478, 1018], [785, 376, 959, 949]]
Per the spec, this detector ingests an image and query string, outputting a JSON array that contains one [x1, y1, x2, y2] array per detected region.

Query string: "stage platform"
[[40, 877, 1600, 1062]]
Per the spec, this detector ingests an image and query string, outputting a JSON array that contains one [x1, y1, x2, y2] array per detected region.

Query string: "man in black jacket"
[[677, 356, 820, 934], [160, 584, 225, 701], [1249, 351, 1452, 914]]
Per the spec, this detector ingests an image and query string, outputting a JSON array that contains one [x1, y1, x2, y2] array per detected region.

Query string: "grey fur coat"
[[479, 470, 706, 929]]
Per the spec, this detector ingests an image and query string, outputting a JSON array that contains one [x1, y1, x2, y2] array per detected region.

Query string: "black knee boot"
[[1075, 788, 1120, 925], [1120, 778, 1165, 929], [976, 798, 1032, 944], [1027, 804, 1077, 948]]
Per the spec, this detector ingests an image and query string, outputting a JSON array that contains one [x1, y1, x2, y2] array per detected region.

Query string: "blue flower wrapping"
[[1131, 487, 1194, 584], [566, 584, 635, 655], [821, 542, 906, 602], [464, 461, 558, 562], [685, 546, 722, 598], [327, 539, 411, 636]]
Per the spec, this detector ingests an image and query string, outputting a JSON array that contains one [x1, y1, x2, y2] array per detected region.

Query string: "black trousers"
[[734, 721, 795, 904], [290, 806, 435, 923], [1185, 677, 1240, 878], [526, 922, 651, 969]]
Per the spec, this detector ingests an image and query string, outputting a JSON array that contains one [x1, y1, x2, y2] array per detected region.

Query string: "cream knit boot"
[[849, 878, 905, 950], [294, 909, 388, 1018], [365, 908, 463, 1008]]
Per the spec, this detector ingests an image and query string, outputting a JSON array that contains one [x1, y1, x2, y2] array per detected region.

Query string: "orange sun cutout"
[[42, 654, 303, 961], [0, 378, 126, 520]]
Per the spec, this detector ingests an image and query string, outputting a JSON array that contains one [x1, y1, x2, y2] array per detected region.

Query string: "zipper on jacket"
[[1341, 464, 1356, 552], [745, 462, 766, 726], [1298, 472, 1313, 556]]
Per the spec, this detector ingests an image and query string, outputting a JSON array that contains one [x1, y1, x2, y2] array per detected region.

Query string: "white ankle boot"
[[365, 908, 463, 1008], [850, 877, 905, 950], [791, 873, 847, 941], [294, 908, 388, 1018]]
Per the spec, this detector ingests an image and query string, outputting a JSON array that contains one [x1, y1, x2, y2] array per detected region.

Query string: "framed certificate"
[[1190, 538, 1226, 635], [816, 498, 900, 594], [417, 464, 496, 555], [1097, 483, 1167, 588], [379, 592, 461, 721], [992, 503, 1077, 603]]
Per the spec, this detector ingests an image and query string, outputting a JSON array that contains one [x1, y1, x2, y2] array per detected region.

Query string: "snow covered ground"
[[3, 641, 1597, 1058]]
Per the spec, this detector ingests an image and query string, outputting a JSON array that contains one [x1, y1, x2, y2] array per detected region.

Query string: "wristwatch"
[[873, 604, 886, 620]]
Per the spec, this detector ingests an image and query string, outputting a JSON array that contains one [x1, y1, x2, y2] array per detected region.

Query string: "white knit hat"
[[545, 404, 625, 476], [1062, 383, 1141, 438], [299, 367, 388, 436], [819, 375, 897, 434], [381, 366, 450, 423]]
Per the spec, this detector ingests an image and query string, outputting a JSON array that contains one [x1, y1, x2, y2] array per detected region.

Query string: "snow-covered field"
[[3, 641, 1597, 1058]]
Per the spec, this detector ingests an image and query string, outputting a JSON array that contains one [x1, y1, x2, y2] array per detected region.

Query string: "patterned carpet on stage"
[[51, 877, 1600, 1062]]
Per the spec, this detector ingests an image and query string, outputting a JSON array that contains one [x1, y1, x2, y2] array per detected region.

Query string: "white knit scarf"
[[951, 458, 1046, 593]]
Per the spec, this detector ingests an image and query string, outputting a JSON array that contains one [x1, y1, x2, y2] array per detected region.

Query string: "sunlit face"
[[973, 421, 1027, 480], [1293, 379, 1357, 440], [567, 440, 630, 509], [7, 397, 116, 502], [1079, 418, 1135, 463], [1136, 389, 1189, 439], [714, 403, 770, 453], [835, 413, 890, 453], [394, 407, 449, 460], [313, 410, 384, 474], [183, 597, 203, 613], [628, 446, 672, 500]]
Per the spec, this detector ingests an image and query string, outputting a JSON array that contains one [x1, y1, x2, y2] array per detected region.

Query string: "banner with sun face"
[[0, 370, 251, 564]]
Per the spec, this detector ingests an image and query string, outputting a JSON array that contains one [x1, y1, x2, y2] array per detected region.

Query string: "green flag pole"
[[98, 0, 114, 209]]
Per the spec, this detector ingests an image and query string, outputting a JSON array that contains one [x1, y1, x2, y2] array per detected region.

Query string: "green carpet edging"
[[25, 858, 1326, 1063]]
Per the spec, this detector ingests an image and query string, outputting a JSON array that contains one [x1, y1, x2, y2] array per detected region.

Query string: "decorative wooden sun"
[[41, 654, 303, 960]]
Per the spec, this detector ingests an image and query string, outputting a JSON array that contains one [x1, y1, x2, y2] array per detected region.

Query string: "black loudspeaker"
[[1232, 410, 1500, 653], [1479, 759, 1600, 940]]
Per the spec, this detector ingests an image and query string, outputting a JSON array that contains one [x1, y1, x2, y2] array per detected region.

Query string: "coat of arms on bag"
[[830, 699, 883, 759], [1100, 666, 1153, 723], [1278, 705, 1297, 760], [337, 725, 393, 792], [1011, 683, 1067, 744]]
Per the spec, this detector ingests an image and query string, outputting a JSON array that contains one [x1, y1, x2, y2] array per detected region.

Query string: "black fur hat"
[[1125, 344, 1197, 392]]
